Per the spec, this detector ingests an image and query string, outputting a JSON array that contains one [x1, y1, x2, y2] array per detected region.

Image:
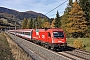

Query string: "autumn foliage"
[[74, 40, 85, 49], [21, 0, 90, 38], [61, 1, 88, 38]]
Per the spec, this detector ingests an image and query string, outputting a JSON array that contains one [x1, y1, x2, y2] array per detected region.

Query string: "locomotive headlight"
[[58, 41, 62, 42], [58, 39, 64, 43]]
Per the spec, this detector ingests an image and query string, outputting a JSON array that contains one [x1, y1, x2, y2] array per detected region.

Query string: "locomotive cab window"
[[53, 31, 64, 38]]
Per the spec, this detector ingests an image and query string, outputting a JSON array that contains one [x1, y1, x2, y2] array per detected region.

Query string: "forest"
[[22, 0, 90, 38]]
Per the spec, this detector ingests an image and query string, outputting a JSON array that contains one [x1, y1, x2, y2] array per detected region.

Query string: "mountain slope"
[[0, 7, 48, 28], [0, 7, 48, 20]]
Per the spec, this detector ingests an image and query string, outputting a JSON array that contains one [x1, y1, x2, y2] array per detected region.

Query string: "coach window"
[[25, 32, 30, 35], [48, 32, 51, 37], [22, 32, 24, 34], [30, 32, 31, 35]]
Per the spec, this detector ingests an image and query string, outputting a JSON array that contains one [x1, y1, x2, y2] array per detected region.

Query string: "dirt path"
[[4, 33, 32, 60]]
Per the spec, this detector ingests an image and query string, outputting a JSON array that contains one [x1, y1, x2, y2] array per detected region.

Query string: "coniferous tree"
[[27, 19, 31, 29], [51, 19, 55, 28], [26, 18, 33, 29], [22, 18, 28, 29], [34, 18, 38, 29], [69, 0, 73, 6], [30, 18, 33, 28], [65, 0, 72, 13], [32, 19, 36, 29], [43, 22, 51, 28], [79, 0, 90, 37], [43, 17, 48, 22], [54, 11, 61, 28], [37, 15, 42, 28], [66, 1, 88, 38], [61, 13, 69, 36], [42, 17, 50, 28], [61, 0, 72, 37], [79, 0, 90, 22]]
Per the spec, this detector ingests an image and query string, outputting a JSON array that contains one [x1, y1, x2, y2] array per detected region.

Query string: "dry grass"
[[4, 33, 33, 60], [0, 32, 14, 60]]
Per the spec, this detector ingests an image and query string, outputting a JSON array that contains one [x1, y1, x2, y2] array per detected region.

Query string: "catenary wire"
[[45, 0, 68, 15]]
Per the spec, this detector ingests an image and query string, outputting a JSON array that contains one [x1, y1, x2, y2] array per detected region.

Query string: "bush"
[[73, 39, 85, 49]]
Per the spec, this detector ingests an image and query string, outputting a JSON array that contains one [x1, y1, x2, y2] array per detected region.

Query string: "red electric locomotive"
[[32, 28, 67, 49]]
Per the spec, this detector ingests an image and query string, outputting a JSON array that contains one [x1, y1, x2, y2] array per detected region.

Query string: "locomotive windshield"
[[53, 31, 64, 38]]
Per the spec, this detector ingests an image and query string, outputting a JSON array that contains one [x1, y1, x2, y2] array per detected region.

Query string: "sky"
[[0, 0, 69, 18]]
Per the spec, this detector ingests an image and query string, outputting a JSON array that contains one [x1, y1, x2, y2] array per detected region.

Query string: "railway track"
[[57, 46, 90, 60], [63, 48, 90, 60], [6, 32, 90, 60], [6, 32, 45, 60]]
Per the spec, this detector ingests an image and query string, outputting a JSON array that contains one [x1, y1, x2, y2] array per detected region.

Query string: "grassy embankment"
[[0, 32, 14, 60], [0, 32, 33, 60], [67, 38, 90, 51]]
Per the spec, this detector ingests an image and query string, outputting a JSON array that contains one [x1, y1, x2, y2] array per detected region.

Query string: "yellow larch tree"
[[43, 22, 51, 28], [22, 18, 28, 29], [66, 1, 88, 37], [51, 19, 55, 28]]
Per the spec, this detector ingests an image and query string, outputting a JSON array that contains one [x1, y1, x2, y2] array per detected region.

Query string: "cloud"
[[0, 0, 68, 18]]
